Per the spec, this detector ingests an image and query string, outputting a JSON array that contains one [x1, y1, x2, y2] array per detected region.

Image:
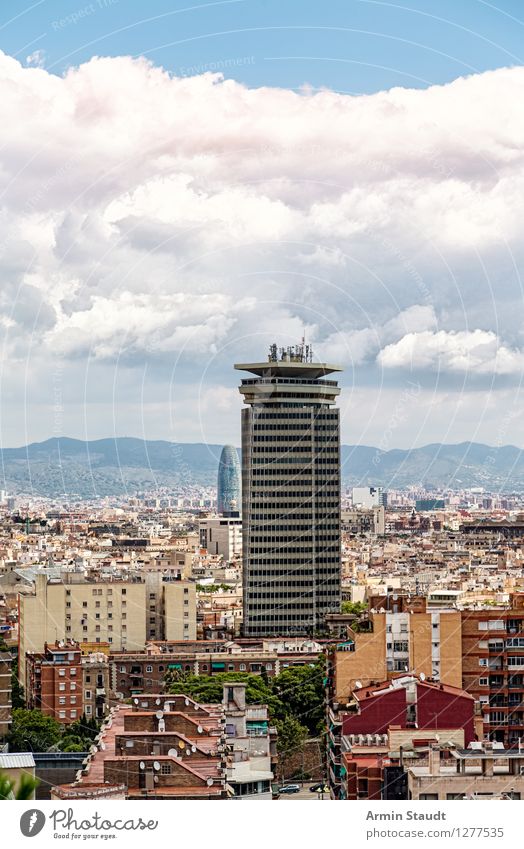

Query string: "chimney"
[[428, 745, 440, 776]]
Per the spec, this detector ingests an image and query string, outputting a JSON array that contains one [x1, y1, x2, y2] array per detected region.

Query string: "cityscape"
[[2, 343, 524, 802], [0, 3, 524, 837]]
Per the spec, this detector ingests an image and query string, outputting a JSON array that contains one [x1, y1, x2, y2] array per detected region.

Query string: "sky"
[[1, 0, 524, 450]]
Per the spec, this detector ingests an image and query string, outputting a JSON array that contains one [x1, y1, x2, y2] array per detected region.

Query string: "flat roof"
[[234, 361, 342, 378]]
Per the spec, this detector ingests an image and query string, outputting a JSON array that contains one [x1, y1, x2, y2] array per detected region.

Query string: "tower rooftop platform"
[[234, 360, 342, 379]]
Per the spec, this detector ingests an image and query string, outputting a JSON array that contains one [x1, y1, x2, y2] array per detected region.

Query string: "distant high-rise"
[[236, 343, 342, 636], [217, 445, 241, 515]]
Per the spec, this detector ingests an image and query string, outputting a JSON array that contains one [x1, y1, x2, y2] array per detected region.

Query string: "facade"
[[329, 675, 476, 800], [326, 607, 463, 704], [217, 445, 241, 515], [199, 516, 242, 561], [352, 487, 387, 509], [0, 651, 12, 739], [223, 683, 275, 798], [25, 641, 83, 724], [461, 595, 524, 747], [19, 574, 197, 683], [82, 652, 111, 720], [236, 343, 342, 636], [408, 743, 524, 800]]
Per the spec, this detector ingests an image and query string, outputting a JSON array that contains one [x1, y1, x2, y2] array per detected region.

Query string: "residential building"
[[223, 683, 276, 798], [461, 594, 524, 747], [18, 573, 196, 683], [25, 641, 83, 724], [199, 516, 242, 561], [236, 343, 342, 636], [352, 487, 387, 509], [52, 693, 231, 799], [408, 742, 524, 800], [0, 651, 12, 739]]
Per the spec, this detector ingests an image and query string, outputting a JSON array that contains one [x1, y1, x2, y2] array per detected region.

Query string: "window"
[[70, 710, 77, 718], [70, 683, 76, 691], [121, 589, 126, 595], [82, 601, 88, 608], [59, 697, 66, 705], [479, 658, 488, 667], [59, 710, 66, 719], [479, 677, 488, 686], [146, 666, 153, 673], [240, 664, 246, 671], [71, 696, 76, 704], [85, 705, 92, 715], [70, 669, 76, 676], [58, 669, 65, 677], [266, 663, 273, 671], [59, 683, 65, 692], [85, 690, 92, 700]]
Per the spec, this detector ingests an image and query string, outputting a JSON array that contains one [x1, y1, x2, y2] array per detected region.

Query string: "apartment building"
[[25, 642, 83, 724], [461, 594, 524, 747], [0, 651, 12, 739], [327, 607, 463, 705], [18, 573, 196, 683], [52, 693, 230, 800], [328, 674, 475, 799]]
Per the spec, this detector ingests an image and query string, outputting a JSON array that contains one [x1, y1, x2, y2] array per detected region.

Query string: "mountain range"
[[0, 437, 523, 499]]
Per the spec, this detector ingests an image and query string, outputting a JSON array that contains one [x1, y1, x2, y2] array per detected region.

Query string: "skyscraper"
[[217, 444, 241, 515], [236, 343, 342, 636]]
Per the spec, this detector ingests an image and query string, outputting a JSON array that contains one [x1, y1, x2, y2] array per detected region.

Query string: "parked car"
[[278, 784, 301, 794], [309, 783, 329, 793]]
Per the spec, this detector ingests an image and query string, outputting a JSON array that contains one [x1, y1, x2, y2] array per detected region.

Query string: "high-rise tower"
[[236, 343, 342, 636], [217, 445, 241, 515]]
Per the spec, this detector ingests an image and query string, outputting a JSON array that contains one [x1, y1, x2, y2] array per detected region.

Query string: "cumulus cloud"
[[0, 50, 524, 443], [377, 330, 524, 375]]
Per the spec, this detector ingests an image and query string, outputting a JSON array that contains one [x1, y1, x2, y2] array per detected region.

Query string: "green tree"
[[0, 771, 39, 800], [274, 715, 308, 779], [340, 600, 368, 616], [272, 659, 326, 735], [8, 709, 62, 753]]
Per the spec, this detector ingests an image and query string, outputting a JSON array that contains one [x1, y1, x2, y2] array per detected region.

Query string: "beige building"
[[329, 609, 463, 703], [0, 651, 12, 739], [408, 744, 524, 800], [19, 574, 196, 683]]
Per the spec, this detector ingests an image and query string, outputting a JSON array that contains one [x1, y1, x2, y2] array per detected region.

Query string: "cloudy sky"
[[1, 1, 524, 449]]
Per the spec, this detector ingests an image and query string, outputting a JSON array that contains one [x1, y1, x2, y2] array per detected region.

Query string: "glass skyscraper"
[[236, 343, 342, 637], [217, 444, 241, 515]]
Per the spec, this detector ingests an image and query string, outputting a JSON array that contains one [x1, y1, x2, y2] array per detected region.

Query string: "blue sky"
[[3, 0, 524, 93], [1, 1, 524, 450]]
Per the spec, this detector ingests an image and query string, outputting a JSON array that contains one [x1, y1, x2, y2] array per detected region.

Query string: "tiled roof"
[[0, 753, 36, 769]]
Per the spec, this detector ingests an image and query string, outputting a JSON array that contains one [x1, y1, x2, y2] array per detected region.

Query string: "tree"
[[8, 709, 62, 753], [340, 600, 368, 617], [274, 715, 308, 780], [271, 659, 326, 735], [0, 771, 39, 800]]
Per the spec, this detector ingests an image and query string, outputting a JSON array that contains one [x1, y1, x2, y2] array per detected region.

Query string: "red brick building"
[[26, 641, 83, 724]]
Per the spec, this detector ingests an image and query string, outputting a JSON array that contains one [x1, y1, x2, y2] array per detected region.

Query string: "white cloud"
[[378, 329, 524, 375], [0, 51, 524, 442]]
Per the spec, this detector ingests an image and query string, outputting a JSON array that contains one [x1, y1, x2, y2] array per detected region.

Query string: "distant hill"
[[0, 437, 522, 498]]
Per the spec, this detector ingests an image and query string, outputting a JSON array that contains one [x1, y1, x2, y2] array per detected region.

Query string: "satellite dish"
[[207, 778, 213, 786], [153, 761, 160, 771], [184, 698, 189, 706], [155, 711, 163, 719], [133, 698, 139, 705], [197, 725, 203, 734], [420, 672, 426, 681], [155, 698, 161, 705], [139, 761, 145, 770], [186, 749, 191, 756], [168, 748, 177, 757], [191, 745, 196, 753], [178, 740, 185, 749], [355, 681, 362, 689], [154, 775, 159, 783]]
